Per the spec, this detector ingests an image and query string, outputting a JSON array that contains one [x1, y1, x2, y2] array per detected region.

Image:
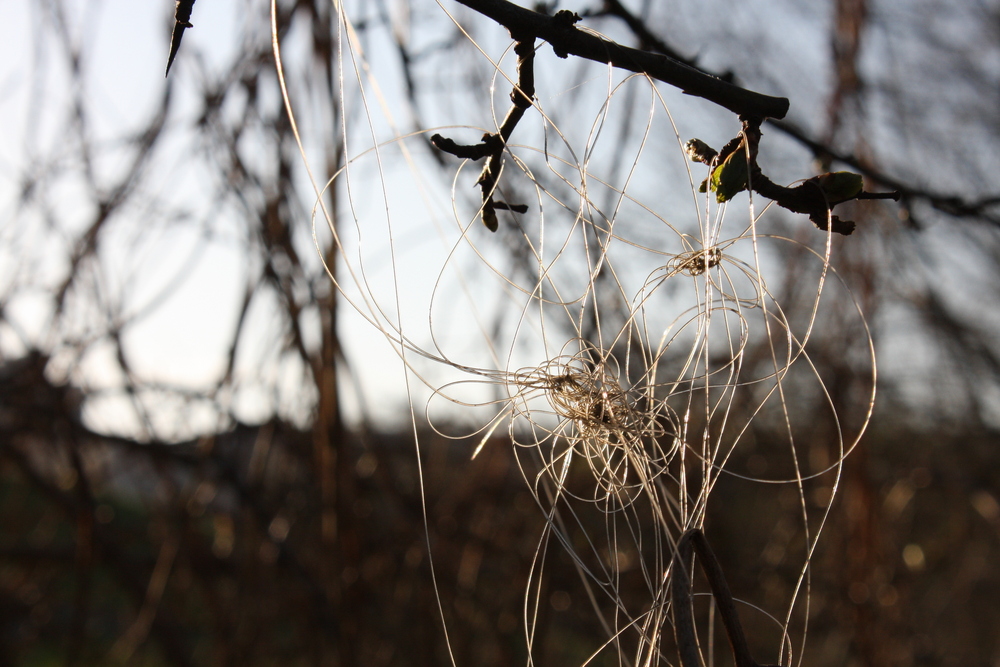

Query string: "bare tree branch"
[[450, 0, 789, 119]]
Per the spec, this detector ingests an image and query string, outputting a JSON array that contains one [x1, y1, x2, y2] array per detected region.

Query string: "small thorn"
[[165, 0, 196, 77]]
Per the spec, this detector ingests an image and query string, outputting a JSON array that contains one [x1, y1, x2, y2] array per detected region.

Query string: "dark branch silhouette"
[[435, 3, 899, 236], [450, 2, 788, 120], [672, 529, 783, 667], [431, 37, 535, 231]]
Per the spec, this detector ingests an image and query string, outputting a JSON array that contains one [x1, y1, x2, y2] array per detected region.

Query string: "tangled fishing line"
[[272, 1, 883, 665]]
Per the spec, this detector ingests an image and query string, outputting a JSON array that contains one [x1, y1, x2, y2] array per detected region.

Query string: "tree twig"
[[450, 0, 788, 119], [672, 528, 782, 667], [431, 37, 535, 230]]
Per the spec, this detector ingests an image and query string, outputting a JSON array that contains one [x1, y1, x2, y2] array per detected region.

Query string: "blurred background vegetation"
[[1, 0, 999, 665]]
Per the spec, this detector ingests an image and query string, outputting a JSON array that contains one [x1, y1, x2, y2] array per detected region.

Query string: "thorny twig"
[[165, 0, 197, 76]]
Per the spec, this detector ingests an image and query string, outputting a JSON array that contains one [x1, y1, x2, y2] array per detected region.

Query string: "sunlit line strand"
[[283, 23, 500, 382], [336, 4, 468, 666], [782, 279, 878, 667], [445, 160, 594, 312], [742, 191, 819, 664], [303, 127, 524, 353], [775, 326, 856, 665], [700, 262, 752, 489], [267, 7, 409, 349], [343, 14, 511, 375], [528, 448, 643, 624], [594, 75, 658, 250], [526, 457, 626, 645], [270, 5, 455, 664], [688, 267, 872, 485]]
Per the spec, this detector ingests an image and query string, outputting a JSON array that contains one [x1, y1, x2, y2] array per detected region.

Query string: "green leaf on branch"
[[710, 146, 750, 203]]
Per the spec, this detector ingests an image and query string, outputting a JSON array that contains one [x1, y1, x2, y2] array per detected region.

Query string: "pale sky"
[[4, 0, 991, 438]]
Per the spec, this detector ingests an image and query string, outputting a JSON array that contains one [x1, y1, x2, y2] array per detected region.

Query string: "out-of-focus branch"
[[585, 0, 722, 76], [770, 118, 1000, 226]]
